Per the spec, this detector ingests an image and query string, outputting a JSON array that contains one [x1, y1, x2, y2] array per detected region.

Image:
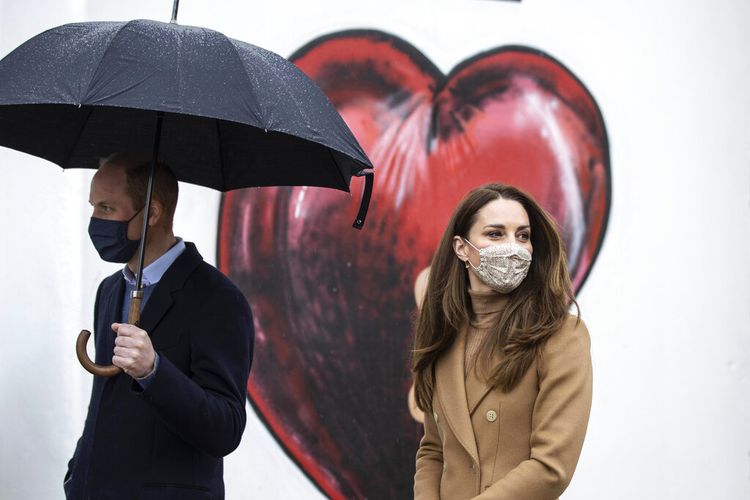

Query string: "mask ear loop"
[[127, 206, 144, 223], [462, 237, 480, 270]]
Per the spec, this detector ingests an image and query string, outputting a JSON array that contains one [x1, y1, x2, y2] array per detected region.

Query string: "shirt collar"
[[122, 237, 186, 287]]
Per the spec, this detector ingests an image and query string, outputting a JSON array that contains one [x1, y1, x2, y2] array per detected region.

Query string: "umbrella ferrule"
[[171, 0, 180, 23]]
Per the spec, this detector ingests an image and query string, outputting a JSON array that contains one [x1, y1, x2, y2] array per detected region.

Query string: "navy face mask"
[[88, 209, 142, 263]]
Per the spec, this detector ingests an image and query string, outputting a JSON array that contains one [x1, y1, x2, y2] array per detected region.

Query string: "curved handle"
[[352, 170, 374, 230], [76, 330, 122, 377]]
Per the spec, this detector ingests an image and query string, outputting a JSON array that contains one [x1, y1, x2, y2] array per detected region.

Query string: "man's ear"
[[452, 236, 469, 265], [147, 200, 163, 227]]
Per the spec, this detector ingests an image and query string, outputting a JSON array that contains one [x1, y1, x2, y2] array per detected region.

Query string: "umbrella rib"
[[60, 22, 132, 168], [225, 39, 267, 125], [81, 21, 132, 104], [327, 148, 351, 193], [63, 105, 96, 168]]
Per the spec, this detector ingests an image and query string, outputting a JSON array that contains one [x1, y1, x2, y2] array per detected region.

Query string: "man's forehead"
[[91, 164, 129, 199]]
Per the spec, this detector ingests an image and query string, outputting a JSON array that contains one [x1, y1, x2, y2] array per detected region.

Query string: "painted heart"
[[218, 30, 610, 499]]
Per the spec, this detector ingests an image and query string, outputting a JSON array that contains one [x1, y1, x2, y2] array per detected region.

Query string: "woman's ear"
[[453, 236, 470, 265]]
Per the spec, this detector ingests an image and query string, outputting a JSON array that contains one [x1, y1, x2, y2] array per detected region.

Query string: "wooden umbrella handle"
[[76, 330, 122, 377], [75, 289, 143, 377]]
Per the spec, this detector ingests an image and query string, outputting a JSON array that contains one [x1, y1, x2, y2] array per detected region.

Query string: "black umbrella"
[[0, 8, 374, 376]]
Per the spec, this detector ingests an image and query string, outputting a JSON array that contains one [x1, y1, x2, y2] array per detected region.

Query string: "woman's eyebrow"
[[483, 223, 531, 230]]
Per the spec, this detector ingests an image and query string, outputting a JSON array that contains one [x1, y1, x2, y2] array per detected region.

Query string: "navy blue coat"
[[65, 242, 254, 500]]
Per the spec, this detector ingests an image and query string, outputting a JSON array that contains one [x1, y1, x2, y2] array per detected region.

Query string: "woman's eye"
[[487, 231, 503, 238], [518, 232, 530, 241]]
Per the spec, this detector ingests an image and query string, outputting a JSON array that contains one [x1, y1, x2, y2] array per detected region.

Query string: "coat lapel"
[[138, 242, 202, 338], [435, 329, 479, 463], [466, 347, 505, 416], [466, 365, 494, 417]]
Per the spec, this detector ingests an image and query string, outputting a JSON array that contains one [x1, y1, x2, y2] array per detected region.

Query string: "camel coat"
[[414, 315, 592, 500]]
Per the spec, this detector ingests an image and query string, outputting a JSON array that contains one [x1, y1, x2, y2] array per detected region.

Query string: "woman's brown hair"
[[412, 184, 578, 412]]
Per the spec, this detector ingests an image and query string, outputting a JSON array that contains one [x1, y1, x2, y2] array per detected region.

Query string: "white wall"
[[0, 0, 748, 498]]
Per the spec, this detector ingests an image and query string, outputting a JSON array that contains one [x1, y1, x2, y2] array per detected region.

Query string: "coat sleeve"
[[473, 318, 593, 500], [132, 282, 254, 458], [414, 404, 444, 499]]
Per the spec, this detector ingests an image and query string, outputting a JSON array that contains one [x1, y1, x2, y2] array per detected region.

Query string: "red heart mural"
[[218, 30, 610, 499]]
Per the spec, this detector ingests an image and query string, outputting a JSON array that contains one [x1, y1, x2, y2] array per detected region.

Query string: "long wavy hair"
[[412, 184, 578, 412]]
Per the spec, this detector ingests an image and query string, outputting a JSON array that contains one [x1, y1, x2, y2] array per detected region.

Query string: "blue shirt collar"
[[122, 237, 186, 287]]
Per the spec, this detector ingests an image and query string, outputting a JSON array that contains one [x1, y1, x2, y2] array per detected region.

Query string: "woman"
[[413, 184, 592, 499]]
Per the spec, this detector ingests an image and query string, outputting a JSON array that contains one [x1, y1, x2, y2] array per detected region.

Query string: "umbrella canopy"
[[0, 19, 373, 202]]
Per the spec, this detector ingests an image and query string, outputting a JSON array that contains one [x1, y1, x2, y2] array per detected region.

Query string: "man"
[[64, 153, 254, 499]]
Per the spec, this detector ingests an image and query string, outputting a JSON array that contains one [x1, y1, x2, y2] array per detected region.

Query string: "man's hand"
[[111, 323, 156, 379]]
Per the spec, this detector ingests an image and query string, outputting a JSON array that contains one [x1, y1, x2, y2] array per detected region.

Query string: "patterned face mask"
[[463, 239, 532, 293]]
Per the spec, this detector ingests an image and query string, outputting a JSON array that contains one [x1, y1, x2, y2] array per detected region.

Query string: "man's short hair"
[[100, 152, 179, 224]]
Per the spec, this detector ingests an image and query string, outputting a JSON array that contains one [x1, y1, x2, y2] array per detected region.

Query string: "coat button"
[[485, 410, 497, 422], [433, 412, 438, 423], [469, 462, 477, 473]]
